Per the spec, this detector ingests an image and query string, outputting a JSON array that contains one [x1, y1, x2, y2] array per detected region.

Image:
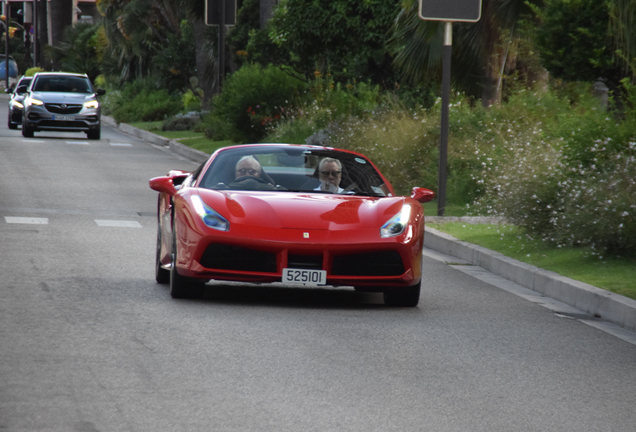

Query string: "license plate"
[[53, 115, 75, 121], [282, 268, 327, 286]]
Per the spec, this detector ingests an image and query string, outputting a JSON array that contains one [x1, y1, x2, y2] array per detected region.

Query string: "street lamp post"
[[4, 0, 9, 89]]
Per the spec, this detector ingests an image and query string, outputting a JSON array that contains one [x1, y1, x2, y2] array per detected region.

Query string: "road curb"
[[424, 226, 636, 331], [102, 116, 209, 163]]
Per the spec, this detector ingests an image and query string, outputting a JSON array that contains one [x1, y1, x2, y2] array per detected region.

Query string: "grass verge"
[[428, 222, 636, 301], [128, 121, 230, 154]]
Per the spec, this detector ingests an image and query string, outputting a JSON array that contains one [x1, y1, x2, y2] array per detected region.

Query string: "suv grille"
[[45, 103, 83, 114]]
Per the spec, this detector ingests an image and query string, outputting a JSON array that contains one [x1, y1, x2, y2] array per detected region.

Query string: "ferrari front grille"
[[331, 250, 405, 276], [200, 243, 277, 273]]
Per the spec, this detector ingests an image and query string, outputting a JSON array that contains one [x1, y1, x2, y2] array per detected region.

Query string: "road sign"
[[206, 0, 237, 26], [419, 0, 482, 22]]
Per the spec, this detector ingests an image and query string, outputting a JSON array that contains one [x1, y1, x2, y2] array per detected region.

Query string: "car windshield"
[[198, 146, 393, 197], [33, 76, 93, 93]]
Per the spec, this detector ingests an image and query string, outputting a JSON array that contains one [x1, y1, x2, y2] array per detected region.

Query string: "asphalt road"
[[1, 96, 635, 432]]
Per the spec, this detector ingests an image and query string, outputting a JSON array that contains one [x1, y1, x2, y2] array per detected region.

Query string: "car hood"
[[30, 92, 95, 103], [197, 189, 406, 231]]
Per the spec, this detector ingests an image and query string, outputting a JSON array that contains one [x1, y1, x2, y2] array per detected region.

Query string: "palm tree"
[[609, 0, 636, 77], [389, 0, 539, 106]]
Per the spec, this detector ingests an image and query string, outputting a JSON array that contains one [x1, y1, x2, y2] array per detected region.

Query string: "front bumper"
[[24, 106, 101, 132]]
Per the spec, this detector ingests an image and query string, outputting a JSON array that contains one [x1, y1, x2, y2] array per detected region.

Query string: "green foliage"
[[202, 64, 307, 143], [472, 83, 636, 256], [109, 78, 181, 123], [162, 115, 201, 131], [25, 67, 46, 77], [46, 22, 103, 80], [227, 0, 261, 67], [149, 19, 197, 92], [265, 0, 400, 84], [534, 0, 623, 85]]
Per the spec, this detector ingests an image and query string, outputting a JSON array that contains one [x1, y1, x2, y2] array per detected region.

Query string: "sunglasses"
[[236, 168, 259, 176], [320, 170, 341, 177]]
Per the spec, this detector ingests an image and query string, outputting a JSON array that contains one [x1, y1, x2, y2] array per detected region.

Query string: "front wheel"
[[170, 226, 204, 299], [155, 225, 170, 284], [22, 121, 34, 137], [87, 126, 101, 140], [383, 282, 421, 307], [8, 114, 17, 129]]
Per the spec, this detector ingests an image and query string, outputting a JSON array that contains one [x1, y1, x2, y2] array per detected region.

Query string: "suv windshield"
[[33, 76, 93, 93]]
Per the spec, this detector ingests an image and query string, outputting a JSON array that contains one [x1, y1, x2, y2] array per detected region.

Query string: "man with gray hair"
[[315, 157, 344, 193]]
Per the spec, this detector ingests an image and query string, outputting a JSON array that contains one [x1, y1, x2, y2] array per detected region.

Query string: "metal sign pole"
[[218, 0, 226, 92], [437, 22, 452, 216], [4, 0, 9, 89]]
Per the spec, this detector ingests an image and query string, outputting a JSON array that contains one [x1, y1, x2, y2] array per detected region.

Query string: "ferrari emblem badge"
[[303, 232, 309, 238]]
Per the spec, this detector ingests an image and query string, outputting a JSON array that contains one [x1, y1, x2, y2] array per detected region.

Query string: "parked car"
[[150, 144, 435, 306], [22, 72, 106, 139], [6, 76, 33, 129], [0, 55, 19, 90]]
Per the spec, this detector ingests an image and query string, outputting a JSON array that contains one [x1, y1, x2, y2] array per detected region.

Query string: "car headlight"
[[191, 195, 229, 231], [29, 98, 44, 106], [84, 100, 99, 109], [10, 100, 23, 109], [380, 204, 411, 238]]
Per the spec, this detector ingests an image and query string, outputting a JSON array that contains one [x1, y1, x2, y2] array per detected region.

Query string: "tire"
[[155, 225, 170, 284], [87, 125, 101, 140], [383, 282, 421, 307], [169, 223, 204, 299], [8, 114, 17, 130], [22, 122, 34, 137]]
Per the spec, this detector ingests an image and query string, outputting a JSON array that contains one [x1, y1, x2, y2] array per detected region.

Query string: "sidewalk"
[[105, 116, 636, 333]]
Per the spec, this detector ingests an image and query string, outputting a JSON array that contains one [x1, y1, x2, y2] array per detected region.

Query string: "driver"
[[315, 158, 345, 193], [235, 156, 262, 179]]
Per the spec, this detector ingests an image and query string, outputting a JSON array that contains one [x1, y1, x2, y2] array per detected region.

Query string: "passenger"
[[315, 157, 344, 193], [235, 156, 262, 179]]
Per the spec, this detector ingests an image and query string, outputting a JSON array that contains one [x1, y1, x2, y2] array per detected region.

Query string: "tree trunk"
[[35, 0, 49, 68], [192, 18, 216, 108], [260, 0, 277, 29], [50, 0, 73, 69], [480, 1, 503, 107]]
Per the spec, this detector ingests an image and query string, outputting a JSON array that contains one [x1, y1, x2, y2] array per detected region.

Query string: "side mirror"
[[96, 88, 106, 96], [4, 88, 11, 94], [149, 171, 190, 196], [16, 85, 28, 94], [411, 187, 435, 203]]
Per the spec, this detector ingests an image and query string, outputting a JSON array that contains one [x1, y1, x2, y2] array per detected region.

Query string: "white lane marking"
[[67, 141, 90, 145], [21, 140, 46, 143], [5, 217, 49, 224], [94, 220, 142, 228], [110, 142, 133, 147]]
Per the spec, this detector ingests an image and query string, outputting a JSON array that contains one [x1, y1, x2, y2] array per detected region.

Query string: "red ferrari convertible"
[[150, 144, 435, 306]]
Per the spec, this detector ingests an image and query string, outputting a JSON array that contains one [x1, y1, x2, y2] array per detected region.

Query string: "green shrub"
[[25, 67, 46, 77], [473, 83, 636, 256], [110, 78, 181, 123], [162, 115, 201, 131], [202, 64, 307, 143]]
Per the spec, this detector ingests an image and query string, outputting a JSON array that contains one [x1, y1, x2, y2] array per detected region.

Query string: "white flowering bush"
[[473, 82, 636, 256]]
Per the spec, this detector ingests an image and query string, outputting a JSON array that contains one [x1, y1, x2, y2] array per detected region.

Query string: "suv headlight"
[[84, 100, 99, 109], [29, 98, 44, 106], [191, 195, 229, 231], [380, 204, 411, 238]]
